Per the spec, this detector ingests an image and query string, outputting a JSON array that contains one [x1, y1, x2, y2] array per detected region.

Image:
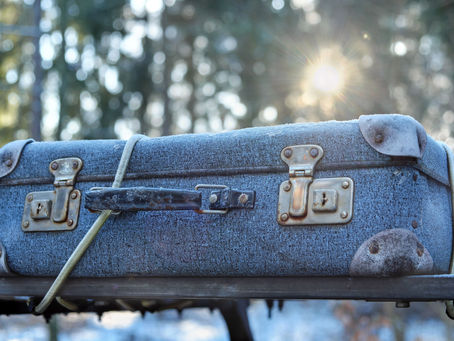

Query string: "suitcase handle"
[[85, 185, 255, 213], [85, 187, 201, 211]]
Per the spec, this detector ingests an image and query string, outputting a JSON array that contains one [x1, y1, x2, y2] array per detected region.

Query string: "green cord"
[[34, 135, 143, 314], [55, 297, 78, 311]]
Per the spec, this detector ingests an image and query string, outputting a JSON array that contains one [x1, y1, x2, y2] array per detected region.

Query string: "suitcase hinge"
[[277, 145, 354, 226], [22, 158, 83, 232]]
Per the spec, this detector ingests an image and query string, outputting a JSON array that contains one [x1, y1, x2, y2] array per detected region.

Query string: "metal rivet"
[[342, 181, 349, 189], [374, 133, 384, 144], [283, 148, 292, 158], [416, 242, 424, 257], [340, 211, 348, 219], [51, 162, 59, 170], [395, 301, 410, 308], [72, 161, 79, 169], [280, 213, 289, 222], [22, 221, 29, 228], [369, 241, 379, 254], [70, 191, 78, 200], [209, 194, 218, 204], [283, 182, 291, 192], [310, 148, 319, 158], [0, 249, 2, 257], [67, 219, 74, 226], [27, 194, 33, 202], [5, 159, 13, 167], [411, 220, 418, 229], [413, 174, 418, 181], [238, 193, 249, 204]]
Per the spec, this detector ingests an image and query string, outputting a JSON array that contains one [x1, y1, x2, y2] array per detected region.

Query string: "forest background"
[[1, 0, 453, 145]]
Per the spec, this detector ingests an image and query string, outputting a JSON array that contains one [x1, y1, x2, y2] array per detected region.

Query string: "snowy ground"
[[0, 300, 453, 340]]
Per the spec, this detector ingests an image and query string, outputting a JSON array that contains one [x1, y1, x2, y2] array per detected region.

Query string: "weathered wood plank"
[[0, 275, 452, 301]]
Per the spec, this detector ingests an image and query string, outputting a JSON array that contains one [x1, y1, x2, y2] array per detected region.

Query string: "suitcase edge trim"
[[359, 114, 427, 158], [0, 139, 34, 179]]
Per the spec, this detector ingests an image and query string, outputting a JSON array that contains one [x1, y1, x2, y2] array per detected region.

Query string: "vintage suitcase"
[[0, 113, 454, 315]]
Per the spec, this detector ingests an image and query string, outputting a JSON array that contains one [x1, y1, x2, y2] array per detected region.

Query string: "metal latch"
[[277, 145, 354, 226], [22, 158, 83, 232]]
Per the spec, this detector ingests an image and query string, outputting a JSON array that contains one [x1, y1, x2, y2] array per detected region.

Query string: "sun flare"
[[310, 64, 344, 94], [300, 47, 352, 112]]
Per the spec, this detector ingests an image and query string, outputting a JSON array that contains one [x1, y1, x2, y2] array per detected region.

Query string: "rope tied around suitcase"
[[34, 134, 144, 314]]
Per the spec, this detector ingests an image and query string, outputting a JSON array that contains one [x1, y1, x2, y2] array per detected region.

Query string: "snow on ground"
[[0, 300, 452, 340]]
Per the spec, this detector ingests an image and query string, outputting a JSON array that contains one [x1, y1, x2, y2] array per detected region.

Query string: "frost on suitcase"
[[0, 113, 452, 288]]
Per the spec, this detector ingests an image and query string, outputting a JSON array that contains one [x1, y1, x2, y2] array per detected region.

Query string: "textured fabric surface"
[[0, 118, 451, 277]]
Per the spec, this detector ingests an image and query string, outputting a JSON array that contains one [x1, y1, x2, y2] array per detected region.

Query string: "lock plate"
[[277, 145, 354, 226], [22, 158, 82, 232]]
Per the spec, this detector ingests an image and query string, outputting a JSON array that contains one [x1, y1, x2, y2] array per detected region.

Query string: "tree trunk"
[[55, 0, 67, 140], [161, 6, 172, 136], [31, 0, 42, 141]]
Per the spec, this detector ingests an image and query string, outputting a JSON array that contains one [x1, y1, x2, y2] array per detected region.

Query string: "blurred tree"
[[0, 1, 34, 142]]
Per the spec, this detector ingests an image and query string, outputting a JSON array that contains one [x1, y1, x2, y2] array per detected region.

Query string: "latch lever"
[[289, 178, 311, 217]]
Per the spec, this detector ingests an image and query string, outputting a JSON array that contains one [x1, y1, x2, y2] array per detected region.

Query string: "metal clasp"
[[22, 158, 83, 232], [194, 184, 229, 214], [277, 145, 354, 226]]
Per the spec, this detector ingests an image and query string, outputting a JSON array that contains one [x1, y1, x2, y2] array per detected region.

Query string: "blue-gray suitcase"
[[0, 114, 454, 315]]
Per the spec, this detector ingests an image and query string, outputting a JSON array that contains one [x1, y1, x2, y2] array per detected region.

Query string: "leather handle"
[[85, 187, 202, 212]]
